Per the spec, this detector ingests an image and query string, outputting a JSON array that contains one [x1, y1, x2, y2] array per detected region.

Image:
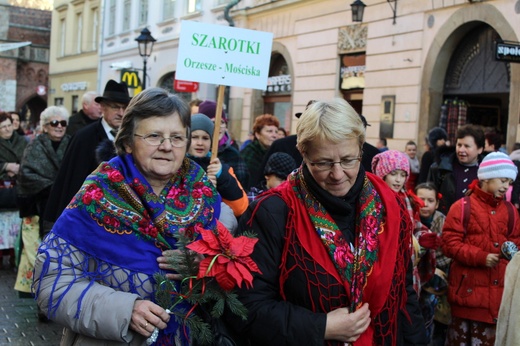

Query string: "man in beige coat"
[[496, 253, 520, 346]]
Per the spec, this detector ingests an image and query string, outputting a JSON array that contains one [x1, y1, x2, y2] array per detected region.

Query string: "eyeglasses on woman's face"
[[307, 156, 362, 171], [46, 120, 67, 127], [134, 133, 188, 148]]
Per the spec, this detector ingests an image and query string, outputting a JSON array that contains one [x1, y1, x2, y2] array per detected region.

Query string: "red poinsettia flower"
[[186, 222, 262, 291]]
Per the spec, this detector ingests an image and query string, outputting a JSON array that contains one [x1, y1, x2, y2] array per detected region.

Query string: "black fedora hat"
[[95, 80, 131, 105]]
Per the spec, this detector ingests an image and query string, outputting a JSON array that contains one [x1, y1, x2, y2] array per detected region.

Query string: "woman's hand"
[[324, 303, 371, 343], [6, 162, 19, 176], [206, 158, 222, 187], [129, 300, 170, 337], [157, 249, 204, 280], [486, 253, 500, 267]]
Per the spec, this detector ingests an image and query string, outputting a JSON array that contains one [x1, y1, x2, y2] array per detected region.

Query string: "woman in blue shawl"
[[33, 88, 220, 345]]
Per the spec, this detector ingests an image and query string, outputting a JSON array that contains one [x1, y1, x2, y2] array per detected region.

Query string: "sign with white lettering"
[[176, 20, 273, 90], [495, 41, 520, 63], [61, 82, 88, 92]]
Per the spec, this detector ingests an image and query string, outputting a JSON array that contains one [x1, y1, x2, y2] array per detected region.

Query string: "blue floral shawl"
[[34, 154, 220, 345]]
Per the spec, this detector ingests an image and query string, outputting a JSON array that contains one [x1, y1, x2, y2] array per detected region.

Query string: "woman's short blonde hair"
[[296, 98, 365, 154]]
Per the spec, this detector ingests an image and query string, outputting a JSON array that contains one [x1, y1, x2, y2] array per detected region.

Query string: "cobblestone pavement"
[[0, 260, 63, 345]]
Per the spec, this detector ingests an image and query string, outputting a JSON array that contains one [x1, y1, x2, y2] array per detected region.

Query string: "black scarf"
[[302, 164, 365, 244]]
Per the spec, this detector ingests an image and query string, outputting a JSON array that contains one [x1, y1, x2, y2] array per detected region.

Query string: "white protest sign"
[[176, 20, 273, 90]]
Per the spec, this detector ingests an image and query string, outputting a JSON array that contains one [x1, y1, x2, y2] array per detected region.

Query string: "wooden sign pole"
[[210, 85, 226, 161]]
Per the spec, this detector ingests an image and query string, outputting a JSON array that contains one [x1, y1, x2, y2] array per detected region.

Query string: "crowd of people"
[[1, 84, 519, 346]]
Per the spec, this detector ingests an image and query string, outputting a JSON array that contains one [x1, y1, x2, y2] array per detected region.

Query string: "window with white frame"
[[60, 19, 66, 57], [91, 8, 99, 51], [139, 0, 148, 26], [76, 13, 83, 54], [163, 0, 176, 20], [186, 0, 201, 14], [108, 0, 116, 35], [123, 0, 132, 31]]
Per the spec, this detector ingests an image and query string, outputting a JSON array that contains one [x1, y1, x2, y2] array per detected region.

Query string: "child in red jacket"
[[442, 151, 520, 346]]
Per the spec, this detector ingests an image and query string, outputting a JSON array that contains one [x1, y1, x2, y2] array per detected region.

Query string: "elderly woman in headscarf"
[[33, 88, 221, 345], [227, 98, 427, 345], [15, 106, 71, 300]]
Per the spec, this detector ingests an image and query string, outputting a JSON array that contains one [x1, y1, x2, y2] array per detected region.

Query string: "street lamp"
[[350, 0, 366, 22], [135, 28, 156, 89]]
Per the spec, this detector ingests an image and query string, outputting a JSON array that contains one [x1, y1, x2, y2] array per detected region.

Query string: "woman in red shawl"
[[227, 98, 427, 345]]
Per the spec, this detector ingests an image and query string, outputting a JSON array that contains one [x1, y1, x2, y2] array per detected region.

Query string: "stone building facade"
[[0, 1, 51, 127], [89, 0, 520, 150], [48, 0, 101, 115]]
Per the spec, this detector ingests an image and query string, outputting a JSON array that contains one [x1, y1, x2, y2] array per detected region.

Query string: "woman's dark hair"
[[414, 182, 440, 200], [0, 111, 13, 124], [456, 124, 485, 149], [114, 88, 190, 155], [484, 131, 502, 151]]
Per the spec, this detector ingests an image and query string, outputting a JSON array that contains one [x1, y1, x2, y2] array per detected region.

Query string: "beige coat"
[[496, 253, 520, 346], [33, 235, 151, 346]]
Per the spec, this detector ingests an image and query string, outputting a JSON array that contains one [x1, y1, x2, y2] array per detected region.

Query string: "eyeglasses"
[[46, 120, 67, 127], [106, 103, 126, 111], [307, 156, 362, 171], [134, 133, 188, 147]]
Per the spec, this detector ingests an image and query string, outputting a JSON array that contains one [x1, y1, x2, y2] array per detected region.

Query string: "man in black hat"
[[42, 80, 131, 234]]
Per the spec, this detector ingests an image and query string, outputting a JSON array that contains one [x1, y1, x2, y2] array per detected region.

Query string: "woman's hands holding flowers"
[[157, 249, 204, 280], [152, 221, 261, 345]]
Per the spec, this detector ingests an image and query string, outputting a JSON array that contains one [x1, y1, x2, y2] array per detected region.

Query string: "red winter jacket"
[[442, 185, 520, 323]]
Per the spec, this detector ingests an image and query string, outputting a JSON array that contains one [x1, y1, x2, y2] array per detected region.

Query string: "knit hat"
[[198, 100, 227, 123], [478, 152, 518, 181], [427, 127, 448, 149], [191, 113, 215, 142], [371, 150, 410, 180], [264, 152, 297, 180]]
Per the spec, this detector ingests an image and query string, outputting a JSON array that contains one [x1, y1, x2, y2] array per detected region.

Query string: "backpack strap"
[[461, 196, 470, 234], [505, 201, 517, 237]]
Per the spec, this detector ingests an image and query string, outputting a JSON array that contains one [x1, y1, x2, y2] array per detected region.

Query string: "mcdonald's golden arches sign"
[[121, 70, 140, 88]]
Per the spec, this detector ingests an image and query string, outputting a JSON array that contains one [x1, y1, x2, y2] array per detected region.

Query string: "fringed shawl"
[[34, 154, 220, 345], [265, 169, 410, 345]]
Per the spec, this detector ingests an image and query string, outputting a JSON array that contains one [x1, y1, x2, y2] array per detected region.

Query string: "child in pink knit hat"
[[372, 150, 440, 342]]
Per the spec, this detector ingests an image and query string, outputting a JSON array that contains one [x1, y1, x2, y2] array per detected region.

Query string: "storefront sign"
[[266, 74, 291, 93], [340, 54, 366, 90], [176, 20, 273, 90], [61, 82, 88, 92], [174, 80, 199, 92], [341, 65, 365, 89], [495, 41, 520, 63]]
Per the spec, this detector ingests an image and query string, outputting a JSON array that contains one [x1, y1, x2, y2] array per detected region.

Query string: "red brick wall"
[[7, 7, 51, 45]]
